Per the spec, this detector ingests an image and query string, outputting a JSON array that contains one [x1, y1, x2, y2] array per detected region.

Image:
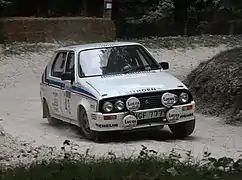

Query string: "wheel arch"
[[77, 104, 86, 115], [76, 98, 96, 125], [77, 103, 88, 126]]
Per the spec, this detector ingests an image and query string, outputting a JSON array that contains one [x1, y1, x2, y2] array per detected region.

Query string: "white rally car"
[[40, 42, 195, 142]]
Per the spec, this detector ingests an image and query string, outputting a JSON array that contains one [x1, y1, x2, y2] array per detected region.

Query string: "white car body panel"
[[40, 42, 196, 132], [84, 70, 187, 98]]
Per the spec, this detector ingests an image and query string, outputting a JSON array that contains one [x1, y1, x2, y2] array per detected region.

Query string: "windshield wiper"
[[123, 64, 159, 74]]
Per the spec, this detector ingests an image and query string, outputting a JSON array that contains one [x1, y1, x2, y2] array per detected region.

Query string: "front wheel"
[[168, 120, 195, 138], [78, 108, 105, 142]]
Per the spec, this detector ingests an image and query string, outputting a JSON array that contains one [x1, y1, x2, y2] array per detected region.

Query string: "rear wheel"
[[168, 120, 195, 138], [43, 100, 60, 125], [78, 107, 104, 142]]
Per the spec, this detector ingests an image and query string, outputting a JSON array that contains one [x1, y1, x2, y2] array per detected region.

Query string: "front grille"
[[98, 89, 193, 113], [138, 95, 163, 110]]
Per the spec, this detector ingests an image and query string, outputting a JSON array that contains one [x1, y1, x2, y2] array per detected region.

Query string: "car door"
[[48, 51, 67, 117], [61, 51, 75, 120]]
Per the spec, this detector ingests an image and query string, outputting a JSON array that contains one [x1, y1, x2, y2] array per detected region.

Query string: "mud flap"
[[42, 100, 47, 118]]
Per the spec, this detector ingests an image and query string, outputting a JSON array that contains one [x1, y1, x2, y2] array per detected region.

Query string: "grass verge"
[[1, 145, 242, 180]]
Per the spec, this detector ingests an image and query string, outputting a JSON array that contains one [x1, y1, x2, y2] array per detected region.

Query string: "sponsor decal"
[[91, 114, 97, 120], [52, 91, 59, 113], [126, 97, 140, 111], [166, 109, 180, 122], [125, 88, 160, 94], [180, 113, 194, 118], [95, 123, 118, 128], [123, 115, 137, 127], [64, 91, 71, 114], [90, 104, 95, 109], [161, 92, 178, 107]]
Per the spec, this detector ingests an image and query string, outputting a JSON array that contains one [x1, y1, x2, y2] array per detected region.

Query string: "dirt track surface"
[[1, 44, 242, 167]]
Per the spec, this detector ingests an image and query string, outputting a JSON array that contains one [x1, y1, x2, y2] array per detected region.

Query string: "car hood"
[[85, 71, 187, 98]]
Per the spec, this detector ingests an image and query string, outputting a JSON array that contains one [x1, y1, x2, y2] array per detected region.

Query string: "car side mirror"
[[159, 62, 169, 70], [61, 72, 74, 82]]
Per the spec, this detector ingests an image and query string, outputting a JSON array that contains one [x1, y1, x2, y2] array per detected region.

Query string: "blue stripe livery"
[[45, 78, 96, 99], [71, 86, 96, 98], [46, 79, 64, 87]]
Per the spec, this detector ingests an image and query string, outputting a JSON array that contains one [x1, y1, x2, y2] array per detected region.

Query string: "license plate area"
[[134, 109, 166, 120]]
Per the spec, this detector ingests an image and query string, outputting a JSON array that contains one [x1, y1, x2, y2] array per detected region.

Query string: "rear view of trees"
[[1, 0, 242, 38], [118, 0, 242, 23], [0, 0, 11, 7], [1, 0, 242, 21], [0, 0, 104, 17]]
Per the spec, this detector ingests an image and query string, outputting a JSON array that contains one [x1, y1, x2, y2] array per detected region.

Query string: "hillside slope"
[[184, 47, 242, 123]]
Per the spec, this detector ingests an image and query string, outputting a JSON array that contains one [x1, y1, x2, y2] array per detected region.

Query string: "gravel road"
[[0, 43, 242, 167]]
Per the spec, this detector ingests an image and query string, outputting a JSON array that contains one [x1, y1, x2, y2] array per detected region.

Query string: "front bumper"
[[88, 101, 195, 132]]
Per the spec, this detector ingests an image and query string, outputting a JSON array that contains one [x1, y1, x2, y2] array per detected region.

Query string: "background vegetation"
[[1, 0, 242, 38], [1, 144, 242, 180]]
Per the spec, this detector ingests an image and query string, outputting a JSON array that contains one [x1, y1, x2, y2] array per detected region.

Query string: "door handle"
[[61, 84, 65, 89]]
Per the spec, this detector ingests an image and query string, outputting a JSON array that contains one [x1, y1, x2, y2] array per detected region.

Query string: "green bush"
[[1, 145, 242, 180]]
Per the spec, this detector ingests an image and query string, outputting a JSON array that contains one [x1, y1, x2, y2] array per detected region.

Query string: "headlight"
[[115, 100, 125, 111], [103, 101, 113, 112], [179, 92, 189, 103]]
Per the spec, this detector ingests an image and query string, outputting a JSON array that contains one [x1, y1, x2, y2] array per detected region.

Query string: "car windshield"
[[78, 45, 160, 77]]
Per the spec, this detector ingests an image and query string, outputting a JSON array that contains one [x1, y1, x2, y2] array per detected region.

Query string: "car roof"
[[56, 41, 142, 52]]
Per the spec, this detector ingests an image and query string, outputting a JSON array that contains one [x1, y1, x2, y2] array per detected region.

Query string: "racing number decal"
[[64, 98, 71, 114], [64, 91, 71, 114], [52, 91, 59, 113]]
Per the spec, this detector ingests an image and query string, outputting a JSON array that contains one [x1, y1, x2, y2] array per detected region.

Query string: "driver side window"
[[65, 51, 75, 75], [51, 51, 67, 78]]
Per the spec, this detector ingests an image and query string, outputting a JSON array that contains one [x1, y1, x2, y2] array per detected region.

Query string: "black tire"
[[168, 120, 195, 138], [43, 101, 60, 125], [78, 107, 105, 142]]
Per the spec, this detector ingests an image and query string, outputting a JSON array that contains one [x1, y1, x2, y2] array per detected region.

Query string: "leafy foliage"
[[1, 0, 242, 23], [127, 0, 174, 23], [1, 143, 242, 180], [0, 0, 11, 7]]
